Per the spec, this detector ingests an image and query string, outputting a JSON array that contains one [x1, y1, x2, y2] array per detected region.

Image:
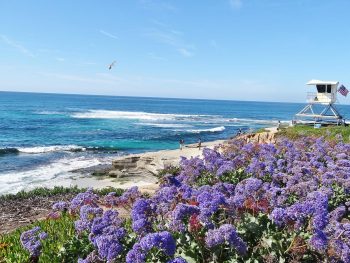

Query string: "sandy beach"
[[72, 139, 226, 193]]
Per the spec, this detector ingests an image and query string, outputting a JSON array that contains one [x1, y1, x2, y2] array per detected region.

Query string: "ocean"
[[1, 91, 349, 194]]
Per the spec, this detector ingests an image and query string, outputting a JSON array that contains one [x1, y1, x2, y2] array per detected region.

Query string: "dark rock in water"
[[0, 147, 19, 156]]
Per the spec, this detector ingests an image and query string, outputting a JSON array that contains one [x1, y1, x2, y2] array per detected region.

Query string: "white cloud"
[[177, 48, 193, 57], [148, 52, 167, 61], [99, 30, 118, 40], [139, 0, 177, 11], [146, 27, 195, 57], [0, 35, 35, 57], [151, 19, 169, 28], [229, 0, 242, 9], [55, 57, 65, 62]]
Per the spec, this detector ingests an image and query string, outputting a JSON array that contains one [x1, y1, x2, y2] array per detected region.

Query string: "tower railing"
[[306, 92, 333, 104]]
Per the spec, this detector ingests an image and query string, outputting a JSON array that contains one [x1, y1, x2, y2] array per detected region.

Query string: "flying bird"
[[108, 61, 116, 70]]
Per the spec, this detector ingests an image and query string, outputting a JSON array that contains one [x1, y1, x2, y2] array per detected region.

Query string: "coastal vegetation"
[[1, 135, 350, 262], [0, 186, 125, 202], [277, 125, 350, 142]]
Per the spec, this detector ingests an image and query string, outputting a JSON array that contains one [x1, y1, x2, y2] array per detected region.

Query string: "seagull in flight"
[[108, 60, 116, 70]]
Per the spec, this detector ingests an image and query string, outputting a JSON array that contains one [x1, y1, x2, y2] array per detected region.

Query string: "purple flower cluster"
[[177, 156, 206, 184], [232, 178, 263, 208], [131, 198, 155, 235], [79, 209, 126, 262], [75, 205, 103, 233], [167, 257, 188, 263], [70, 188, 99, 212], [205, 224, 247, 255], [20, 226, 48, 258], [104, 186, 141, 207], [171, 203, 200, 232], [126, 231, 176, 263], [52, 201, 68, 211]]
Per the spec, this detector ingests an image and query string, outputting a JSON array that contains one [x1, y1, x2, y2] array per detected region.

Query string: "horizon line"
[[0, 90, 308, 105]]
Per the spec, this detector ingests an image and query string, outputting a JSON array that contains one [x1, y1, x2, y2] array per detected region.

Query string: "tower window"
[[326, 85, 332, 93], [316, 85, 326, 93]]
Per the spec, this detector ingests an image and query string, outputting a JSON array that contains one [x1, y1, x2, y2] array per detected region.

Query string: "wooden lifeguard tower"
[[294, 80, 343, 124]]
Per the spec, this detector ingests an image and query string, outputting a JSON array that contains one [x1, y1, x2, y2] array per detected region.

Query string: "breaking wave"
[[0, 156, 110, 195], [70, 110, 204, 121], [185, 126, 226, 134], [17, 145, 85, 154], [0, 145, 122, 156], [69, 110, 289, 128], [137, 123, 192, 128]]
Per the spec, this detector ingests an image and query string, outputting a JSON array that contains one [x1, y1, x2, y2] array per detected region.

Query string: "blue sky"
[[1, 0, 350, 103]]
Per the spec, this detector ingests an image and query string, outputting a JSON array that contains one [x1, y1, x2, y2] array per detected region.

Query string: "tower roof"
[[306, 79, 339, 86]]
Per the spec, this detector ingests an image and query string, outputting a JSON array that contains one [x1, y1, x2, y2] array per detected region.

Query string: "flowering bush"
[[4, 135, 350, 262]]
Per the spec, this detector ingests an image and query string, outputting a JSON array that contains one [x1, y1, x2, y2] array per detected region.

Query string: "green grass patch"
[[157, 165, 181, 178], [277, 125, 350, 142], [0, 186, 124, 202], [255, 128, 268, 133], [0, 186, 83, 202]]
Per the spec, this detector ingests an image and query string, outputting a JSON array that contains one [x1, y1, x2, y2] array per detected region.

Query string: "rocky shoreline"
[[104, 129, 277, 180], [72, 130, 277, 191]]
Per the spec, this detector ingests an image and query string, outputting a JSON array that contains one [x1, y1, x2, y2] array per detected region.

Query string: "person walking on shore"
[[198, 137, 202, 150], [179, 139, 184, 150]]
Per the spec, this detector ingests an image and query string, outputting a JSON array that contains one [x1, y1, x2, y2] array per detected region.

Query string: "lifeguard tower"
[[294, 80, 343, 124]]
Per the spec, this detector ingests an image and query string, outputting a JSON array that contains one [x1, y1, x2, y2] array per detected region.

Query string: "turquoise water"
[[0, 91, 349, 194]]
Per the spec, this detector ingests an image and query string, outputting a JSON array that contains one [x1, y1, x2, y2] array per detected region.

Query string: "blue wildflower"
[[205, 224, 247, 255], [52, 201, 68, 211], [126, 231, 176, 263], [20, 226, 48, 258], [309, 230, 328, 252], [167, 257, 188, 263]]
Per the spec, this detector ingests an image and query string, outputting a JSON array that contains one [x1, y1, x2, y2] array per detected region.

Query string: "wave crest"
[[17, 145, 85, 154], [0, 145, 123, 156], [71, 110, 205, 121], [186, 126, 225, 134]]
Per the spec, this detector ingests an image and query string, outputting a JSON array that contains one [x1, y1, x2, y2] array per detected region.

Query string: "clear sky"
[[1, 0, 350, 103]]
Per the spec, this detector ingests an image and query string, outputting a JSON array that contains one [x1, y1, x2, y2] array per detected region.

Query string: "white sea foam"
[[35, 111, 63, 115], [0, 156, 111, 195], [71, 110, 205, 121], [186, 126, 226, 134], [70, 110, 289, 127], [137, 123, 192, 128], [17, 145, 85, 154]]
